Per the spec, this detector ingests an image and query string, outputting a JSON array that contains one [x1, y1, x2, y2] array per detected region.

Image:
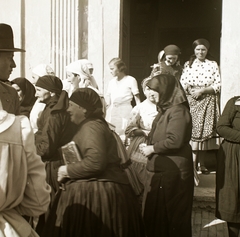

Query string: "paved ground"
[[192, 172, 229, 237]]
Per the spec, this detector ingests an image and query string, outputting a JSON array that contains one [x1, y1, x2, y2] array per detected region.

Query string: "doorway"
[[128, 0, 222, 99]]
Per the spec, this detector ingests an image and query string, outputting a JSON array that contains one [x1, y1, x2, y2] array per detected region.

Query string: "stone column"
[[220, 0, 240, 109], [88, 0, 122, 95]]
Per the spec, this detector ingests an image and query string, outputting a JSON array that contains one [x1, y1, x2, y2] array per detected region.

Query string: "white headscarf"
[[66, 59, 98, 89], [32, 64, 55, 77]]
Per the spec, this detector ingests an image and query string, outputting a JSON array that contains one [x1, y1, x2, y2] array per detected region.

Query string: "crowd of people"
[[0, 22, 239, 237]]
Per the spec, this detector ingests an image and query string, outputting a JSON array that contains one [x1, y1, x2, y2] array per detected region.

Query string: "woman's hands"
[[57, 165, 70, 182], [139, 144, 155, 157], [190, 88, 204, 100]]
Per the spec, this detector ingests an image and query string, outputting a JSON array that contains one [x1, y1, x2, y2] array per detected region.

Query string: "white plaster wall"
[[0, 0, 51, 82], [0, 1, 24, 80], [220, 0, 240, 109], [24, 0, 52, 81], [88, 0, 121, 95]]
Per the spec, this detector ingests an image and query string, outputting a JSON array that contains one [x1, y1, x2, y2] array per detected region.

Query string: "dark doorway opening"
[[129, 0, 222, 99]]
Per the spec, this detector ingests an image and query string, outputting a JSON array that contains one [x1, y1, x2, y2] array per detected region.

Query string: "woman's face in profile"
[[12, 83, 23, 102], [144, 86, 159, 104], [194, 45, 208, 61], [66, 72, 80, 88], [109, 63, 119, 77]]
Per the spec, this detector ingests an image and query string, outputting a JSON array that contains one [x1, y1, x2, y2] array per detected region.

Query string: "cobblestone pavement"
[[192, 206, 228, 237], [192, 172, 229, 237]]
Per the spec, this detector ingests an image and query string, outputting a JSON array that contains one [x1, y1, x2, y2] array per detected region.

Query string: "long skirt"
[[42, 180, 145, 237], [127, 135, 148, 194], [187, 93, 221, 151], [143, 169, 194, 237], [216, 140, 240, 222]]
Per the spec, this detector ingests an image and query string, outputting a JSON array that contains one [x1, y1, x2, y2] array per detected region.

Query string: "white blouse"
[[180, 58, 221, 93]]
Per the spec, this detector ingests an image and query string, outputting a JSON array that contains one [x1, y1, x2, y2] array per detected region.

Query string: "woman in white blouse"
[[125, 77, 158, 198], [180, 38, 221, 177]]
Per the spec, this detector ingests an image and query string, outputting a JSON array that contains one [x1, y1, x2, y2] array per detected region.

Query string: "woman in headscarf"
[[180, 38, 221, 175], [11, 77, 37, 117], [64, 59, 106, 116], [150, 44, 183, 80], [125, 76, 158, 201], [140, 74, 194, 237], [34, 75, 76, 235], [41, 88, 145, 237], [30, 63, 55, 133], [64, 59, 99, 96]]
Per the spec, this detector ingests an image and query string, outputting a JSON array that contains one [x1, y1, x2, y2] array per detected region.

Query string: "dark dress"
[[35, 93, 76, 197], [150, 61, 183, 81], [42, 118, 145, 237], [216, 96, 240, 222], [143, 104, 194, 237]]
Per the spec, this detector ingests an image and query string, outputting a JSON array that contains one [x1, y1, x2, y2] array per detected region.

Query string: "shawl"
[[11, 77, 37, 107]]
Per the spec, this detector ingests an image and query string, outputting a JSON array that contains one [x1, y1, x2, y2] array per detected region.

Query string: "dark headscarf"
[[11, 77, 36, 107], [164, 44, 181, 55], [70, 88, 103, 118], [35, 75, 63, 96], [146, 74, 189, 112], [192, 38, 210, 50]]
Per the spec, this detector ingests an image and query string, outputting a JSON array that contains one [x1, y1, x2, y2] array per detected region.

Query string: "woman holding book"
[[34, 75, 76, 234], [42, 88, 145, 237]]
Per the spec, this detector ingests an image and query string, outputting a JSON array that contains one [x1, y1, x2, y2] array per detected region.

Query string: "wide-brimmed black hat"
[[0, 23, 25, 52]]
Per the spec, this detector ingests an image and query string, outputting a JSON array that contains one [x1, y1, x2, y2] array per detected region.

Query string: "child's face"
[[144, 86, 159, 104], [165, 55, 178, 65]]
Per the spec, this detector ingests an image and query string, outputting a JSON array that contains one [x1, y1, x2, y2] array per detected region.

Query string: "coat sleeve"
[[67, 121, 108, 179], [35, 112, 65, 161], [217, 97, 240, 142], [153, 106, 191, 153], [15, 116, 51, 217]]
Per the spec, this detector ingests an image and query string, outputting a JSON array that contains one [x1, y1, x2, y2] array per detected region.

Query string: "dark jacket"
[[35, 93, 76, 161], [0, 81, 19, 115], [67, 118, 129, 185]]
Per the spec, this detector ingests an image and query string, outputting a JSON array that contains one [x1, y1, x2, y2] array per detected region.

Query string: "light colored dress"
[[180, 58, 221, 150], [0, 113, 50, 237], [105, 75, 139, 135], [125, 99, 157, 191]]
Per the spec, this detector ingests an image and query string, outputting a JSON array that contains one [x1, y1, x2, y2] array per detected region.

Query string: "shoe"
[[200, 166, 210, 175]]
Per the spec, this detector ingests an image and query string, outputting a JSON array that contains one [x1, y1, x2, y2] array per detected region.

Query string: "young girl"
[[105, 58, 140, 135]]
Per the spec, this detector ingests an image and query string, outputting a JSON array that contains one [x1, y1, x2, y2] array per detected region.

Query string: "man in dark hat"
[[0, 23, 25, 114]]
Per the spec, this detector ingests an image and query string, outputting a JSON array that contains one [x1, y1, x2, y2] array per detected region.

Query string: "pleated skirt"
[[127, 135, 148, 192], [42, 180, 145, 237]]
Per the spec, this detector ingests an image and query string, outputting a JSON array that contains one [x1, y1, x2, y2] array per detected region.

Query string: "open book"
[[61, 141, 82, 165]]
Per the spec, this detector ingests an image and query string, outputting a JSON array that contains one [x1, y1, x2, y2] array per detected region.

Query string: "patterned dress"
[[180, 58, 221, 150]]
